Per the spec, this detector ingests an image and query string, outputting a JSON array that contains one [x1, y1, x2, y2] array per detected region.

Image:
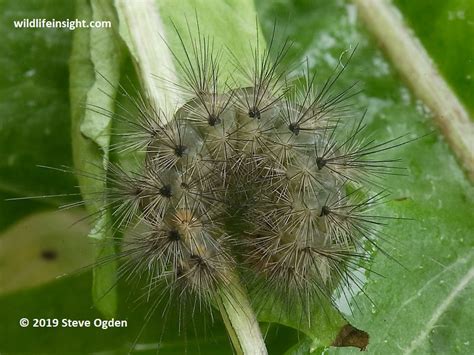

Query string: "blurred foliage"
[[0, 0, 76, 231], [394, 0, 474, 118]]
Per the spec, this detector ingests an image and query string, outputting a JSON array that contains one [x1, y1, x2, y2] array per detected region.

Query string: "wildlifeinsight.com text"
[[13, 18, 111, 30]]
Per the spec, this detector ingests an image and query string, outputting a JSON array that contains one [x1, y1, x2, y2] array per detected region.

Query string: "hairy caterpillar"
[[14, 17, 411, 354]]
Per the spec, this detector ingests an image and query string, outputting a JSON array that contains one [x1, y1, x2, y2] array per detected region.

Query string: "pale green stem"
[[217, 274, 268, 355], [115, 0, 183, 118], [354, 0, 474, 181]]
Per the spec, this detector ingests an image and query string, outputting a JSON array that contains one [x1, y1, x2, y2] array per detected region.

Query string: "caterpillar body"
[[75, 20, 406, 353]]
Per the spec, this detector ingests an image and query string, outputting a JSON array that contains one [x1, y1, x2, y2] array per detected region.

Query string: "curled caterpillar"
[[70, 19, 409, 352]]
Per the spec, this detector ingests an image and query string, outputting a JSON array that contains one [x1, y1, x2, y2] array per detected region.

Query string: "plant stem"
[[217, 274, 268, 355], [115, 0, 182, 118], [354, 0, 474, 182]]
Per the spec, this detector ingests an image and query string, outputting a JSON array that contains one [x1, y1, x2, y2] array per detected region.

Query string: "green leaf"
[[69, 0, 123, 317], [156, 0, 266, 86], [394, 0, 474, 118], [0, 210, 94, 295], [0, 271, 234, 354], [0, 0, 76, 231], [257, 296, 346, 350]]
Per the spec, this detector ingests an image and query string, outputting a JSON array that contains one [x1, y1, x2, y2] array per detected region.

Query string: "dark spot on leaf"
[[394, 196, 408, 201], [332, 324, 369, 351], [41, 249, 57, 261]]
